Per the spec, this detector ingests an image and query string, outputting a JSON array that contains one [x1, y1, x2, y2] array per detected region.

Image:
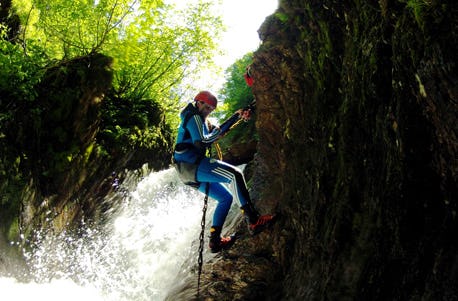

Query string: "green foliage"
[[12, 0, 223, 105], [99, 94, 171, 154], [0, 25, 41, 104], [0, 0, 225, 233], [109, 1, 223, 111], [217, 53, 257, 147], [405, 0, 432, 27], [218, 53, 255, 118], [11, 0, 223, 155], [274, 12, 289, 23], [1, 25, 42, 220], [14, 0, 141, 58], [2, 0, 223, 160]]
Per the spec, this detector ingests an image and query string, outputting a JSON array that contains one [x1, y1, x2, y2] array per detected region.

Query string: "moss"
[[7, 217, 19, 242], [274, 12, 289, 23], [405, 0, 431, 28]]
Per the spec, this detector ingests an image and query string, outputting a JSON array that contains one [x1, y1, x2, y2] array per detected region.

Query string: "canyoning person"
[[173, 90, 275, 253]]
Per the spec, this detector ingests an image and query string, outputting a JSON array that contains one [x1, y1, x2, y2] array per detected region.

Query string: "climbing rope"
[[214, 142, 223, 161], [228, 117, 245, 132], [214, 110, 251, 162], [196, 182, 209, 298]]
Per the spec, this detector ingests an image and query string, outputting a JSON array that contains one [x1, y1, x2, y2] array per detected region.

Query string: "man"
[[173, 90, 275, 253]]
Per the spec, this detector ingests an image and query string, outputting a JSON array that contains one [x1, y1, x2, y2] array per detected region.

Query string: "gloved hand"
[[236, 108, 251, 122]]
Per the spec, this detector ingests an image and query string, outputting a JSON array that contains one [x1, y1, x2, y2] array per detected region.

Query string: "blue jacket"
[[173, 103, 239, 164]]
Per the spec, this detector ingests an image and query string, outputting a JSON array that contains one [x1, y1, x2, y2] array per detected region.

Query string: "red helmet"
[[194, 91, 217, 108]]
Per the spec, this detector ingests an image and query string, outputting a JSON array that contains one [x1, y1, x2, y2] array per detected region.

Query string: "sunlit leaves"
[[4, 0, 225, 172], [215, 53, 256, 146], [12, 0, 223, 103], [219, 53, 254, 118], [17, 0, 138, 57], [9, 0, 224, 142]]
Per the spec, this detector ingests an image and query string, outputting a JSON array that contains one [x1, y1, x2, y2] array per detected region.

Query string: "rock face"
[[18, 53, 116, 238], [178, 1, 457, 300], [11, 53, 171, 241]]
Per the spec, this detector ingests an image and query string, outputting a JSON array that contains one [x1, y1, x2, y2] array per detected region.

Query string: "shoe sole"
[[249, 214, 278, 235]]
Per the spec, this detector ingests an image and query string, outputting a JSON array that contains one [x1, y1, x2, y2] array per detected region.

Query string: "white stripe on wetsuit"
[[213, 166, 242, 205], [192, 115, 220, 144]]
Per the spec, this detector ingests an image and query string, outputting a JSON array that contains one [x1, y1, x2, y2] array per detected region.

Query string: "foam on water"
[[1, 168, 214, 300]]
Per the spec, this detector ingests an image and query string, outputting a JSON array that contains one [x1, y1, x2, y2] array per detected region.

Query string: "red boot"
[[241, 203, 276, 235], [209, 226, 236, 253], [248, 214, 276, 234]]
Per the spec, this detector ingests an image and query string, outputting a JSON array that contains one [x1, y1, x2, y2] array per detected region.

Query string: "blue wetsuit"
[[173, 103, 249, 227]]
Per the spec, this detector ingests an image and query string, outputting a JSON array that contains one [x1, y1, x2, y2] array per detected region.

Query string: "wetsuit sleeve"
[[186, 114, 221, 144], [219, 113, 240, 136]]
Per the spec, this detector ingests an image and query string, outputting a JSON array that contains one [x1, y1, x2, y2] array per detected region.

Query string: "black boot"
[[241, 203, 276, 235], [209, 226, 236, 253]]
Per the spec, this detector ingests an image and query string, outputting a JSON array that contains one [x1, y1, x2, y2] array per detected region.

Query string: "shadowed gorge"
[[248, 1, 457, 299], [176, 0, 457, 299], [1, 0, 457, 300]]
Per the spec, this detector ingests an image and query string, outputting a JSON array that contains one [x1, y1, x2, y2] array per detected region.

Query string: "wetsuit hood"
[[181, 102, 201, 120]]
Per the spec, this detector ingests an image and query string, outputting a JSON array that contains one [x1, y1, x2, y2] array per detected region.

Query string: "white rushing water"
[[0, 168, 221, 300]]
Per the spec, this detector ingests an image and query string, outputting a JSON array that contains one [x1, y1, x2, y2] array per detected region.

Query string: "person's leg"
[[198, 182, 232, 227], [196, 158, 250, 207], [197, 158, 276, 237], [197, 181, 236, 252]]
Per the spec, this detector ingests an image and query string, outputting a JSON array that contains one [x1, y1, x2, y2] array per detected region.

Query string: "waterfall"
[[0, 167, 228, 300]]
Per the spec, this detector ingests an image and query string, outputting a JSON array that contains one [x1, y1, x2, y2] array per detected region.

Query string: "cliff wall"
[[185, 1, 457, 300], [252, 0, 457, 299]]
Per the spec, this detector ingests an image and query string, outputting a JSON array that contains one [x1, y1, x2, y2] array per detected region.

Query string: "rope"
[[196, 182, 209, 298], [214, 115, 245, 162], [229, 117, 245, 131], [214, 142, 223, 160]]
